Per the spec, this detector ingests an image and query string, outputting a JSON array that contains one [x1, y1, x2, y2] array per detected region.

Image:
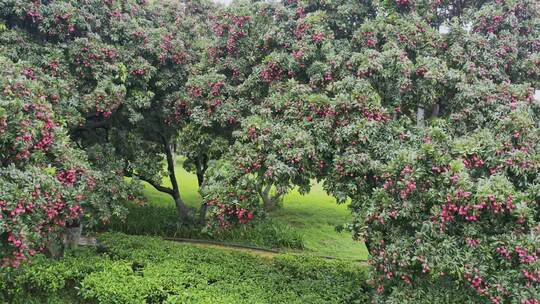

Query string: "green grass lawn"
[[133, 159, 367, 261], [275, 184, 368, 260]]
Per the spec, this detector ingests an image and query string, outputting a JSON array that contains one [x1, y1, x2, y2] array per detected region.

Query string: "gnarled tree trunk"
[[259, 183, 281, 211], [163, 135, 191, 221]]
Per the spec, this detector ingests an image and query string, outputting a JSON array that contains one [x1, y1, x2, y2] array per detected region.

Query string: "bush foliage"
[[363, 111, 540, 303], [0, 233, 368, 304]]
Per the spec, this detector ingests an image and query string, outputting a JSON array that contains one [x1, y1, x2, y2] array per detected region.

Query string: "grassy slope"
[[140, 160, 368, 261]]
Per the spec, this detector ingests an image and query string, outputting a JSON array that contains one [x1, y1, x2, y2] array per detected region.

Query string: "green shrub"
[[1, 233, 368, 304], [0, 248, 113, 303]]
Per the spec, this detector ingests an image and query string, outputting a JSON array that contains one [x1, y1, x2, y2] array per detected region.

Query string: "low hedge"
[[1, 233, 369, 304]]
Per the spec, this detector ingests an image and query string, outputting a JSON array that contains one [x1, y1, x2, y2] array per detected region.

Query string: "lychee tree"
[[322, 0, 540, 302], [200, 0, 540, 301], [0, 0, 216, 222], [196, 0, 378, 212], [0, 56, 139, 267]]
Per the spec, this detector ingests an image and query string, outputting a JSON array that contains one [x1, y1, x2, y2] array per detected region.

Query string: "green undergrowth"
[[107, 202, 305, 250], [0, 233, 370, 304], [107, 159, 304, 250]]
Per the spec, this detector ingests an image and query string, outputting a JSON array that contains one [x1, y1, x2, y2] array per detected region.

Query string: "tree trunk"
[[262, 194, 278, 210], [196, 170, 204, 187], [195, 155, 208, 188], [162, 135, 191, 221], [416, 106, 425, 128], [173, 194, 190, 222], [199, 203, 208, 224], [430, 103, 440, 118], [260, 183, 279, 210], [195, 155, 209, 223]]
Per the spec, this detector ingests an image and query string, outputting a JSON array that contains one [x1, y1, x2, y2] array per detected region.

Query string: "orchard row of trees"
[[1, 0, 539, 302]]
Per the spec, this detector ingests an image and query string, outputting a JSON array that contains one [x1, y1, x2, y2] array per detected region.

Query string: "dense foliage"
[[363, 111, 540, 303], [0, 56, 135, 267], [0, 233, 369, 304], [338, 2, 540, 302]]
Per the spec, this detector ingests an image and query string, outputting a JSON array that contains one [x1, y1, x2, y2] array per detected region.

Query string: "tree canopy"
[[1, 0, 540, 302]]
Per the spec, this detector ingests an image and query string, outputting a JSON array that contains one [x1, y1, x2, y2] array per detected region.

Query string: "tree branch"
[[141, 176, 175, 196], [126, 171, 174, 195]]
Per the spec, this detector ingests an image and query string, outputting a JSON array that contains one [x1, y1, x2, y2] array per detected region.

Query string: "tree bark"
[[132, 173, 174, 196], [194, 155, 209, 224], [173, 193, 190, 222]]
